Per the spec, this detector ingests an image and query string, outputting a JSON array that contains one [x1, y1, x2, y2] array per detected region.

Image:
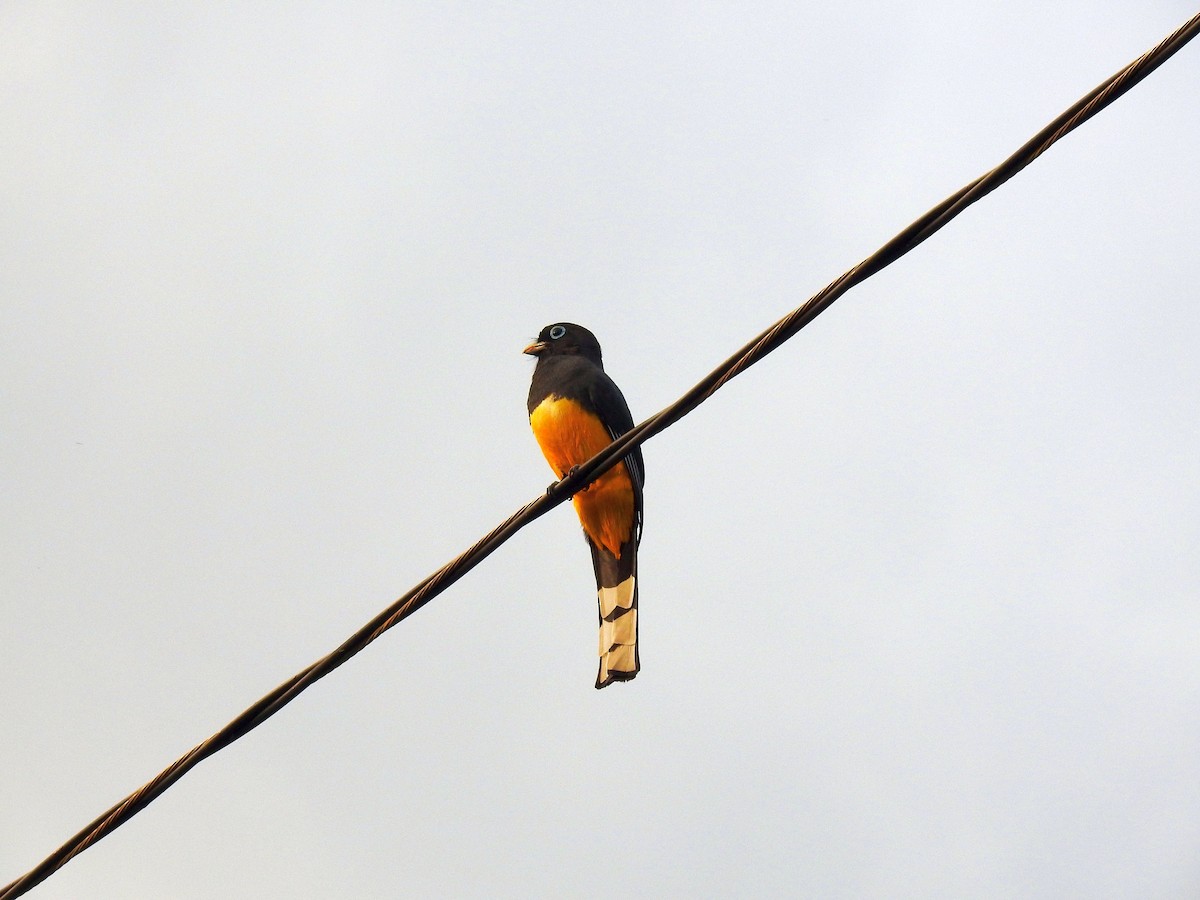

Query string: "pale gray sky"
[[3, 3, 1199, 898]]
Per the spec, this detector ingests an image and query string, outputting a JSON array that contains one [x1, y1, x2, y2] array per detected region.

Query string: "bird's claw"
[[548, 466, 589, 496]]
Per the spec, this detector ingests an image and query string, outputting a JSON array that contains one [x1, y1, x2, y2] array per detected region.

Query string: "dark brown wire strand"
[[5, 12, 1198, 899]]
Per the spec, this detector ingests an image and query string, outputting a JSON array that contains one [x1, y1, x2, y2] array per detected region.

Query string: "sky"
[[3, 3, 1199, 898]]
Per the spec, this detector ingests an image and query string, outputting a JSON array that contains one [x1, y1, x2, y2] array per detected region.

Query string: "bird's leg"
[[566, 465, 596, 491], [548, 465, 592, 496]]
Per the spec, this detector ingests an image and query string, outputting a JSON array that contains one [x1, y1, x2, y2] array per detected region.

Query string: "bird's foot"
[[547, 466, 590, 496]]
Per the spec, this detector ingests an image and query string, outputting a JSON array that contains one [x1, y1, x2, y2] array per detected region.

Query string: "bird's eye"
[[549, 325, 567, 340]]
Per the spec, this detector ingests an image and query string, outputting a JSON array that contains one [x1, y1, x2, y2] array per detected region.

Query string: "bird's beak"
[[523, 340, 547, 356]]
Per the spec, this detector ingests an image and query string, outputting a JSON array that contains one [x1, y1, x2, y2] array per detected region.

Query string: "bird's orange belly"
[[529, 395, 634, 558]]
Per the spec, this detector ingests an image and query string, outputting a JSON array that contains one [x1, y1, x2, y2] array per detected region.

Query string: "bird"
[[524, 323, 644, 688]]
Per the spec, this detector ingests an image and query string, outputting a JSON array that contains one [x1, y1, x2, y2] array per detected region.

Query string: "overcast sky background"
[[3, 3, 1199, 898]]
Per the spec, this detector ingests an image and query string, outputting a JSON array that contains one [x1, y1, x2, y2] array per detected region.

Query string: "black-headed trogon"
[[524, 323, 644, 688]]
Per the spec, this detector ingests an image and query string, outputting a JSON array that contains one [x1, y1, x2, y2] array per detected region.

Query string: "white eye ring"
[[549, 325, 567, 340]]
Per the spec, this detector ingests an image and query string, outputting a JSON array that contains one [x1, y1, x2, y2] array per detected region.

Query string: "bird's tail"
[[590, 538, 639, 688]]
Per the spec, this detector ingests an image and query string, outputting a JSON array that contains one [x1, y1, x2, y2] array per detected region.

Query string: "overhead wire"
[[4, 11, 1198, 898]]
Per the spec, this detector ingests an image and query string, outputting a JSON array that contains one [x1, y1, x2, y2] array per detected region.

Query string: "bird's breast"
[[529, 395, 634, 558]]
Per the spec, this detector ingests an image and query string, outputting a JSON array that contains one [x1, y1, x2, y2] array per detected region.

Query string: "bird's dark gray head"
[[523, 322, 603, 368]]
